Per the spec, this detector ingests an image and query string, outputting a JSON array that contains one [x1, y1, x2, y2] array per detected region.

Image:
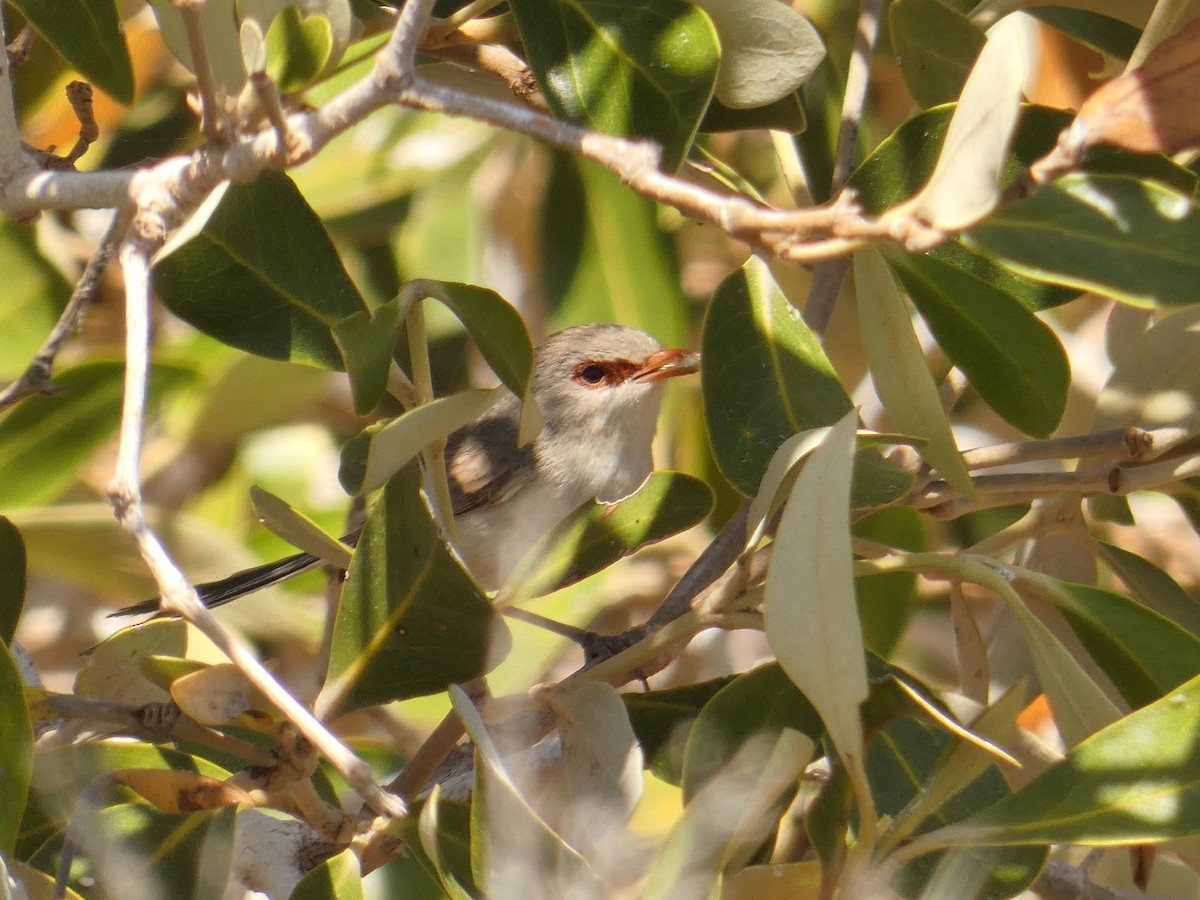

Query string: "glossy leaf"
[[871, 720, 1046, 899], [451, 686, 605, 898], [889, 0, 984, 108], [9, 0, 134, 102], [0, 360, 195, 509], [510, 0, 718, 170], [317, 466, 505, 716], [1094, 540, 1200, 636], [904, 670, 1200, 853], [764, 411, 867, 768], [854, 249, 975, 498], [1023, 577, 1200, 709], [622, 677, 734, 785], [339, 387, 501, 495], [642, 729, 811, 900], [887, 249, 1069, 437], [690, 0, 825, 108], [500, 471, 713, 604], [0, 641, 32, 855], [913, 14, 1025, 230], [0, 518, 26, 645], [681, 663, 821, 800], [156, 172, 368, 368], [703, 257, 862, 493], [966, 173, 1200, 308], [291, 848, 364, 900]]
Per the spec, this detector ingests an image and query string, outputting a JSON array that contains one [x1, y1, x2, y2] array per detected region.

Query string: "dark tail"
[[111, 550, 329, 618]]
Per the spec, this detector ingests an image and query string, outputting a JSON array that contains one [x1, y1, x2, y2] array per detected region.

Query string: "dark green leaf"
[[317, 466, 506, 716], [0, 360, 195, 508], [889, 0, 984, 108], [700, 93, 806, 133], [906, 670, 1200, 851], [502, 471, 713, 603], [967, 174, 1200, 307], [265, 7, 334, 93], [0, 518, 26, 645], [622, 677, 734, 785], [1025, 578, 1200, 709], [854, 507, 924, 659], [156, 171, 368, 368], [291, 848, 364, 900], [871, 718, 1047, 899], [700, 258, 913, 503], [406, 791, 478, 898], [510, 0, 718, 170], [0, 641, 32, 855], [8, 0, 134, 102], [1094, 540, 1200, 636], [332, 297, 404, 414], [888, 250, 1069, 437], [1030, 8, 1138, 61], [681, 663, 822, 800]]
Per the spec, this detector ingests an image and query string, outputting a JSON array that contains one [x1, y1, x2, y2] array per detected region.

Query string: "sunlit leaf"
[[890, 0, 985, 108], [9, 0, 134, 102], [291, 848, 364, 900], [265, 6, 333, 92], [510, 0, 718, 170]]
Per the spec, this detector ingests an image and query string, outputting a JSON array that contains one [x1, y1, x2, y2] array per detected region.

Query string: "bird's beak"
[[631, 348, 701, 383]]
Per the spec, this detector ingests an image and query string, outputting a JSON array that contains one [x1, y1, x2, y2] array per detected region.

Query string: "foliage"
[[4, 0, 1200, 897]]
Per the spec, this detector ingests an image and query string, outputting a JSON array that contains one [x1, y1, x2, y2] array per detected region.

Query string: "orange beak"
[[631, 348, 701, 383]]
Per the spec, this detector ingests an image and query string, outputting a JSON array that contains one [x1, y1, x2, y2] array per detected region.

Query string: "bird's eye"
[[576, 363, 608, 386]]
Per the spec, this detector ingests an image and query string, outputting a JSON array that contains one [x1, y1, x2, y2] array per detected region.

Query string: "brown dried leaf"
[[1033, 17, 1200, 181], [113, 768, 254, 813]]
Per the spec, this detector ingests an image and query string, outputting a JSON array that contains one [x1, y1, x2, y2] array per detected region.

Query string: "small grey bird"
[[115, 323, 698, 615]]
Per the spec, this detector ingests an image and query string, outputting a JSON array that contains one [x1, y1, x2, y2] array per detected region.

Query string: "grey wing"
[[445, 415, 536, 516]]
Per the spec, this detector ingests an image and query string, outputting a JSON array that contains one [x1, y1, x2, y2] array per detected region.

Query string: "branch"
[[1033, 859, 1179, 900]]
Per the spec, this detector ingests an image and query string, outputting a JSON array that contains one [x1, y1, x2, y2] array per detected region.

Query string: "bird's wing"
[[445, 416, 536, 516]]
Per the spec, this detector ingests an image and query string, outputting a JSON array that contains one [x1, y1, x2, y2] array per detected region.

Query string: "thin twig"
[[173, 0, 226, 142], [109, 233, 405, 820], [0, 208, 127, 412], [6, 25, 34, 71]]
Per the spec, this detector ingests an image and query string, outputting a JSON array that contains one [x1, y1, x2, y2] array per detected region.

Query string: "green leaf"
[[690, 0, 825, 109], [889, 0, 985, 108], [1030, 8, 1139, 60], [452, 686, 605, 898], [265, 6, 333, 92], [0, 641, 33, 855], [966, 173, 1200, 308], [317, 466, 505, 717], [414, 788, 477, 900], [542, 157, 687, 347], [155, 172, 368, 368], [854, 248, 976, 498], [0, 222, 72, 381], [1023, 577, 1200, 709], [681, 663, 821, 800], [338, 388, 501, 495], [500, 471, 713, 604], [8, 0, 134, 103], [0, 360, 195, 509], [1094, 540, 1200, 636], [332, 297, 404, 414], [764, 411, 868, 770], [702, 257, 914, 504], [291, 848, 364, 900], [871, 718, 1047, 899], [510, 0, 718, 170], [643, 729, 812, 900], [854, 507, 925, 659], [0, 518, 26, 645], [622, 676, 734, 785], [887, 250, 1069, 437], [903, 670, 1200, 853]]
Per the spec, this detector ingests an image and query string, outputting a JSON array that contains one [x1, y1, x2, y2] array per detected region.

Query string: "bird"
[[114, 323, 699, 616]]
